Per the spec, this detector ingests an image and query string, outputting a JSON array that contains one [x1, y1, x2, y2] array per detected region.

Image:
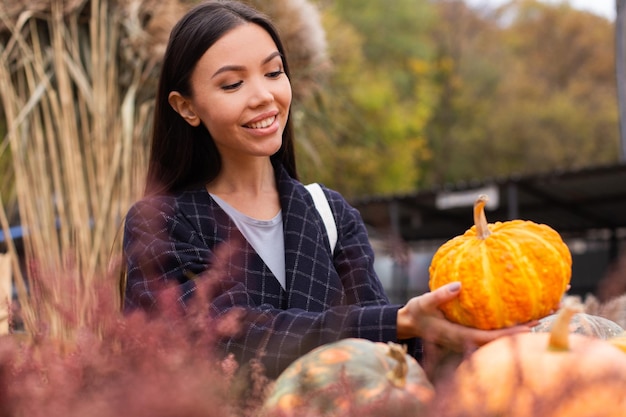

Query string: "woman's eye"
[[221, 81, 243, 91], [267, 70, 284, 79]]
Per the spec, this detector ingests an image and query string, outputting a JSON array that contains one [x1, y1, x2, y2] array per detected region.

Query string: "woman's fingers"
[[423, 320, 532, 352], [403, 283, 536, 350], [417, 282, 461, 311]]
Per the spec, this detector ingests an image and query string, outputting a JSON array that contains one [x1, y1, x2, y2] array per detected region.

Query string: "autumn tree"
[[485, 1, 618, 172], [424, 0, 619, 186], [296, 0, 438, 198], [422, 0, 503, 185]]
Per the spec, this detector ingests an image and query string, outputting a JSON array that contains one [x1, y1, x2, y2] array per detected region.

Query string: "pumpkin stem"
[[386, 342, 408, 388], [474, 194, 491, 239], [548, 297, 584, 351]]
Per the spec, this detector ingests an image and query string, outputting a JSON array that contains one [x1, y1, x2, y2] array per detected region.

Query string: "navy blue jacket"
[[123, 164, 420, 377]]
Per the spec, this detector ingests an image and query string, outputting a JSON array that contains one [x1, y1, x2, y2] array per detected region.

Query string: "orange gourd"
[[433, 299, 626, 417], [429, 194, 572, 330]]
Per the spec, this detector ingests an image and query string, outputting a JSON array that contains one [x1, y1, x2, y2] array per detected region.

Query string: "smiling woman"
[[121, 0, 535, 381]]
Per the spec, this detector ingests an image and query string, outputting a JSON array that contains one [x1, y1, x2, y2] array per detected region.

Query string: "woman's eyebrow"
[[211, 64, 245, 78], [262, 51, 283, 65], [211, 51, 283, 79]]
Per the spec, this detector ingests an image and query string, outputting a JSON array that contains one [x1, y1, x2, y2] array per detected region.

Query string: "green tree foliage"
[[495, 0, 618, 170], [296, 0, 437, 198], [422, 0, 503, 185], [423, 0, 618, 186]]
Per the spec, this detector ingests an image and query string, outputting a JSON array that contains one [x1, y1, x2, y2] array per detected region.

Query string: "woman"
[[123, 0, 530, 378]]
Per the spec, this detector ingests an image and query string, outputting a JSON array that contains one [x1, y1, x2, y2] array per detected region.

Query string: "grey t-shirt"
[[210, 194, 286, 289]]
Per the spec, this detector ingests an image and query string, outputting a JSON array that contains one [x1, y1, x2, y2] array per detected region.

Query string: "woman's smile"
[[244, 115, 277, 130]]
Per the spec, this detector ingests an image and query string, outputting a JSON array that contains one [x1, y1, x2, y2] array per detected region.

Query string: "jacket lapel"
[[276, 167, 345, 311]]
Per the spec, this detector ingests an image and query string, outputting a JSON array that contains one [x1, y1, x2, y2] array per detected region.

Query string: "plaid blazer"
[[123, 164, 420, 377]]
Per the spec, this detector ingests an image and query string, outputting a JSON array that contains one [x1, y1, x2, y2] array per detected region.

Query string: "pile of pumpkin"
[[260, 195, 626, 417]]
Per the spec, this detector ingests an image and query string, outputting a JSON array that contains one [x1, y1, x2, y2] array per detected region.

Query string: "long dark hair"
[[145, 0, 298, 196]]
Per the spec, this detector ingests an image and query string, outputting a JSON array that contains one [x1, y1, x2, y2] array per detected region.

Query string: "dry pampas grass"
[[0, 0, 195, 339]]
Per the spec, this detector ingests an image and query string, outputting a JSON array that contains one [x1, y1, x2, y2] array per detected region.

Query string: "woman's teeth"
[[246, 116, 275, 129]]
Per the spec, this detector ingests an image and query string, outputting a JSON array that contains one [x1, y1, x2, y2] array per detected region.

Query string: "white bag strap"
[[305, 183, 337, 253]]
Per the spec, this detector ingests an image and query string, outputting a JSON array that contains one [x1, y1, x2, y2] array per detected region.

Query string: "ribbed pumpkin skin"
[[261, 338, 434, 417], [532, 313, 624, 339], [429, 219, 572, 330]]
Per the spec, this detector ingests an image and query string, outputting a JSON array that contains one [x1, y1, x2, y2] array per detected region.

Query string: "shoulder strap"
[[305, 183, 337, 253]]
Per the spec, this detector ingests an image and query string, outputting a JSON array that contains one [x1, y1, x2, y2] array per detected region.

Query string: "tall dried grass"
[[0, 0, 191, 340], [0, 254, 10, 333]]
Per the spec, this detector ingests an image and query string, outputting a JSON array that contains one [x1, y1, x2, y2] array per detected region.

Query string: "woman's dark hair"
[[145, 0, 297, 195]]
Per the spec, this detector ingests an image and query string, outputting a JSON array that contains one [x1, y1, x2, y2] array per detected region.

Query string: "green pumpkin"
[[532, 312, 624, 339], [261, 338, 434, 417]]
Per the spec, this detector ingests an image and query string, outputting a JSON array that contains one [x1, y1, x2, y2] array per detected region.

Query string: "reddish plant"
[[0, 266, 270, 417]]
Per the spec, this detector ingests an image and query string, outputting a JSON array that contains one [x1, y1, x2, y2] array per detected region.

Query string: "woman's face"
[[170, 23, 292, 162]]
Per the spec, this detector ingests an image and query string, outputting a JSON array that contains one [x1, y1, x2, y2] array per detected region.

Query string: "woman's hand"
[[397, 281, 535, 352]]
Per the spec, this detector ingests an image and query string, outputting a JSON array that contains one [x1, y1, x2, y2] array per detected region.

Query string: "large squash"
[[260, 338, 434, 417], [429, 194, 572, 330], [432, 299, 626, 417]]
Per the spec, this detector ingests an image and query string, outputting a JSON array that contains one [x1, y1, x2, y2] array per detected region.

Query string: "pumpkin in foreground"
[[261, 338, 434, 417], [429, 194, 572, 330], [433, 298, 626, 417]]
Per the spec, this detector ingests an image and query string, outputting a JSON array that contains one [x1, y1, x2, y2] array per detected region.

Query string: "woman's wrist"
[[397, 305, 417, 340]]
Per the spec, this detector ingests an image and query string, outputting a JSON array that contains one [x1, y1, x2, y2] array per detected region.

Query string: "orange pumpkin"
[[429, 194, 571, 330], [261, 338, 434, 417], [433, 299, 626, 417]]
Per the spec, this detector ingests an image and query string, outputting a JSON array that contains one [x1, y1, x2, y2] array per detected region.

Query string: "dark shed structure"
[[350, 163, 626, 300]]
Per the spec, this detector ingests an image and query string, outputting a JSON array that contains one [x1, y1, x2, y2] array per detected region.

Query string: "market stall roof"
[[350, 162, 626, 243]]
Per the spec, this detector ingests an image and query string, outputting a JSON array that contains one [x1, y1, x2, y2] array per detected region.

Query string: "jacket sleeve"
[[324, 185, 423, 360], [123, 196, 212, 312], [211, 285, 402, 378]]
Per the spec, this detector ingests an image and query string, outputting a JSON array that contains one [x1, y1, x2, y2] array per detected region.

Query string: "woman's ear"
[[168, 91, 201, 127]]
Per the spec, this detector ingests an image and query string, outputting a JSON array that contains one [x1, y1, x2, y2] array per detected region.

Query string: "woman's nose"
[[248, 78, 274, 107]]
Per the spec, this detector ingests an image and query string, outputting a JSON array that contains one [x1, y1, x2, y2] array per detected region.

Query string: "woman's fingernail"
[[447, 282, 461, 293]]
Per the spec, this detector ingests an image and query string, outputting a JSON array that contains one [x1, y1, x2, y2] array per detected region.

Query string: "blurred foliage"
[[421, 0, 619, 186], [294, 0, 619, 196], [0, 108, 13, 220], [0, 0, 620, 203], [295, 0, 437, 198]]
